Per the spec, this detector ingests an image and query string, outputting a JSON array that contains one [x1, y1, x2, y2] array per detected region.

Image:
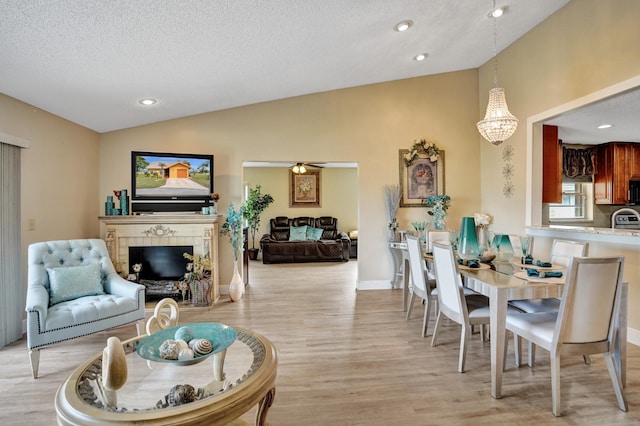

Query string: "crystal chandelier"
[[477, 1, 518, 146]]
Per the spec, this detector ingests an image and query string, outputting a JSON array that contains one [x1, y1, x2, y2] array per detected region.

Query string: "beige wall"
[[0, 93, 100, 305], [242, 166, 359, 247], [99, 70, 481, 286]]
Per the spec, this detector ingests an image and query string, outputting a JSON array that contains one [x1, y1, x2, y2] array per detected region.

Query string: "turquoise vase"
[[458, 217, 480, 260]]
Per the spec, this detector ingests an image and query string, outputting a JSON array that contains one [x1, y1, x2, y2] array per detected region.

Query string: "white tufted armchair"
[[25, 239, 145, 378]]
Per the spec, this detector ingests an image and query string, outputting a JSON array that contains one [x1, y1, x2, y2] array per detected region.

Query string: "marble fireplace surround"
[[99, 214, 221, 304]]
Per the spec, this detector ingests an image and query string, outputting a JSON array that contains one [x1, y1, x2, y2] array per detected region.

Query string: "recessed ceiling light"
[[138, 98, 157, 106], [414, 53, 428, 61], [394, 20, 413, 32], [488, 6, 507, 18], [598, 124, 613, 129]]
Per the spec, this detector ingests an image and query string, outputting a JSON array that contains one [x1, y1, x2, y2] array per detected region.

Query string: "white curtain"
[[0, 142, 22, 347]]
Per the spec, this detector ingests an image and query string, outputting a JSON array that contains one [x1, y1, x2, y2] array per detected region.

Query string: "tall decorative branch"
[[384, 185, 401, 236], [221, 203, 245, 262]]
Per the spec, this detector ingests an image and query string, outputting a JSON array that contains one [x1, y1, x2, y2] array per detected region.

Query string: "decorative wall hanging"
[[290, 170, 321, 207], [399, 140, 444, 207], [502, 144, 514, 198]]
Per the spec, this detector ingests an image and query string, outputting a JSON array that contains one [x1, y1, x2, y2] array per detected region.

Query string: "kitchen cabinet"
[[594, 142, 640, 204], [542, 125, 562, 203]]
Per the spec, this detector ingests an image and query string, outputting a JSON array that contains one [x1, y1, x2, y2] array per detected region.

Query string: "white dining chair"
[[425, 230, 451, 281], [430, 242, 493, 373], [427, 230, 451, 253], [509, 239, 589, 367], [405, 236, 438, 337], [505, 256, 627, 416]]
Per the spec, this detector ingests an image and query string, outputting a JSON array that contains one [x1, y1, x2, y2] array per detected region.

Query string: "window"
[[548, 182, 592, 221]]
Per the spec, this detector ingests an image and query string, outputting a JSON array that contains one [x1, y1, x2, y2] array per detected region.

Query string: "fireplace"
[[99, 214, 221, 304], [129, 245, 194, 301]]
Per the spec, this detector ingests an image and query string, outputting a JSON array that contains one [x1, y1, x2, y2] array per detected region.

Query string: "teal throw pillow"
[[47, 263, 104, 305], [306, 226, 324, 240], [289, 225, 308, 241]]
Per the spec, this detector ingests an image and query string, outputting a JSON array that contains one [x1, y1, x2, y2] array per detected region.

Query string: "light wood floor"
[[3, 260, 640, 425]]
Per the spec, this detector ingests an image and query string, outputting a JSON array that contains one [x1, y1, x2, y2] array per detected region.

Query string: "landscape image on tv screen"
[[134, 153, 211, 198]]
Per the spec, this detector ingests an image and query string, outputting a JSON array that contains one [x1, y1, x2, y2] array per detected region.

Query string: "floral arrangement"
[[221, 203, 245, 261], [425, 195, 451, 214], [176, 253, 212, 304], [473, 213, 493, 253], [180, 252, 212, 284], [425, 194, 451, 230], [403, 139, 441, 166], [474, 213, 493, 228]]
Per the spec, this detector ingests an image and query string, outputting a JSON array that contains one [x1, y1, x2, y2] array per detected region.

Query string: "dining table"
[[458, 260, 628, 399]]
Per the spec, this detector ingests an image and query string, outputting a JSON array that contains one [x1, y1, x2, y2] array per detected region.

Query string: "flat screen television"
[[130, 150, 214, 213]]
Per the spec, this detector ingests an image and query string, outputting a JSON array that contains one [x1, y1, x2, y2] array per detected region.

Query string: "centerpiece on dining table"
[[474, 212, 496, 263], [457, 216, 481, 266]]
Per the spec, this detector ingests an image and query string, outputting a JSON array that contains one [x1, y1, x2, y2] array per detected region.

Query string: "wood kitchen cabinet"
[[594, 142, 640, 204], [542, 125, 562, 203]]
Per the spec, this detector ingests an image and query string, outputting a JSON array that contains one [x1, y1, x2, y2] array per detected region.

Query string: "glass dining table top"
[[75, 327, 261, 412]]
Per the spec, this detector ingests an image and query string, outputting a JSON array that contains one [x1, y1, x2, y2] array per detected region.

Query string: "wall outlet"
[[27, 218, 36, 231]]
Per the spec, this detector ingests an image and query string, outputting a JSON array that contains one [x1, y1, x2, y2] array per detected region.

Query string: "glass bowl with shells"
[[136, 322, 237, 366]]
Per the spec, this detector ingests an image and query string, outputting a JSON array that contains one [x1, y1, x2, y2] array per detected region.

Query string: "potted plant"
[[242, 185, 274, 260], [177, 252, 212, 306]]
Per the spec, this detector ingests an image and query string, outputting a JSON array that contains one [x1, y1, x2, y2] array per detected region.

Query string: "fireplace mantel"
[[99, 214, 221, 304]]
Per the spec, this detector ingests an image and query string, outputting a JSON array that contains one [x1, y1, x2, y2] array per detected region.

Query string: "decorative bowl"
[[137, 322, 237, 366], [479, 250, 496, 263]]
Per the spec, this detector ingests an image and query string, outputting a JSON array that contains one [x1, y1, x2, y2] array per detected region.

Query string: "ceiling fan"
[[290, 162, 325, 174]]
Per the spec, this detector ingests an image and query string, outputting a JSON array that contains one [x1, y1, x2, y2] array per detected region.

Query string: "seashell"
[[176, 339, 189, 351], [167, 384, 196, 406], [178, 348, 194, 360], [158, 339, 181, 360], [189, 338, 213, 356], [174, 326, 195, 343]]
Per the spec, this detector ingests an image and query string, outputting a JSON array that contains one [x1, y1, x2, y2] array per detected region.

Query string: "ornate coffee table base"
[[55, 327, 277, 426]]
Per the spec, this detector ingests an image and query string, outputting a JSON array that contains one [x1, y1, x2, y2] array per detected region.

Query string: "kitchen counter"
[[527, 225, 640, 246]]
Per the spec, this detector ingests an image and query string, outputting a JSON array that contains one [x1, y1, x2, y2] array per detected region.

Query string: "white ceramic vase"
[[228, 261, 243, 302]]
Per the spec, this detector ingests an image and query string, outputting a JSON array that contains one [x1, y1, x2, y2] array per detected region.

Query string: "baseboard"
[[627, 327, 640, 347]]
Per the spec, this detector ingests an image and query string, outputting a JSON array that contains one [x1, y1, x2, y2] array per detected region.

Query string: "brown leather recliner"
[[260, 216, 350, 264]]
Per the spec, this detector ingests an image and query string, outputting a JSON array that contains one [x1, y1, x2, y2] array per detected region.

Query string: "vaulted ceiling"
[[1, 1, 571, 133]]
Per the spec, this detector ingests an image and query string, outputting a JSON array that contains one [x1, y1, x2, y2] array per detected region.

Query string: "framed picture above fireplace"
[[130, 150, 214, 213]]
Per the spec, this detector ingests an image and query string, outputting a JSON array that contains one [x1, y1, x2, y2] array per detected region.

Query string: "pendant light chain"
[[492, 0, 499, 87]]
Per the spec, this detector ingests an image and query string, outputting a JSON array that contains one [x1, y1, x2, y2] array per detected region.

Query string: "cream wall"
[[478, 0, 640, 331], [0, 93, 100, 306], [242, 166, 359, 247], [99, 70, 481, 287]]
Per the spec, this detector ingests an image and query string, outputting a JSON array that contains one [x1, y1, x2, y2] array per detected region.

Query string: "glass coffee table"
[[55, 324, 277, 425]]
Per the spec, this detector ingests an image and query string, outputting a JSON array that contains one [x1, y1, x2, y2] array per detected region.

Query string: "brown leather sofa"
[[260, 216, 350, 264]]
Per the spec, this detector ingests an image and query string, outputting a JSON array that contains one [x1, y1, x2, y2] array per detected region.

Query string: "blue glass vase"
[[458, 217, 480, 260]]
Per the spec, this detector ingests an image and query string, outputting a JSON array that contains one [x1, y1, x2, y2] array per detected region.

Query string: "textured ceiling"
[[0, 0, 571, 133], [545, 89, 640, 145]]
